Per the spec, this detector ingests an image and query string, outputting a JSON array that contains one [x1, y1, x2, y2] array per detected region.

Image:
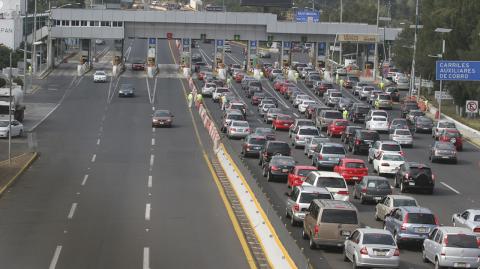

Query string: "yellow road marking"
[[168, 40, 257, 269], [0, 153, 38, 196]]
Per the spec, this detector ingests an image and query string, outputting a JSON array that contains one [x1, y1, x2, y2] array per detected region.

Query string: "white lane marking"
[[99, 126, 103, 133], [145, 203, 151, 221], [67, 203, 78, 219], [440, 182, 461, 194], [151, 138, 155, 146], [143, 247, 150, 269], [81, 174, 89, 186], [150, 154, 155, 167], [101, 115, 106, 122], [96, 138, 101, 145], [91, 154, 96, 163], [152, 106, 155, 111], [152, 76, 158, 104], [48, 246, 63, 269], [263, 82, 290, 109], [257, 119, 263, 124], [152, 128, 156, 133], [145, 77, 152, 104], [148, 175, 152, 188], [293, 113, 299, 118]]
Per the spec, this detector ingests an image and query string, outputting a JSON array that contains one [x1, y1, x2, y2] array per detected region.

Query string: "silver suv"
[[285, 186, 332, 226], [291, 126, 320, 148], [422, 226, 480, 269]]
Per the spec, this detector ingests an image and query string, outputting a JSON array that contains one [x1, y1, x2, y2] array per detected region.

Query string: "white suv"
[[302, 171, 349, 201]]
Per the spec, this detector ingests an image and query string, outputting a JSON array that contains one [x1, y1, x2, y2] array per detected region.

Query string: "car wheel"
[[353, 189, 358, 199], [309, 236, 316, 249], [290, 215, 297, 226], [375, 209, 381, 221], [352, 146, 357, 155], [394, 177, 399, 188], [422, 248, 429, 263], [267, 172, 272, 182], [368, 155, 372, 163], [343, 247, 349, 262], [18, 130, 23, 137], [400, 182, 407, 193], [302, 228, 309, 240], [285, 209, 290, 219], [352, 256, 359, 269], [360, 194, 366, 204], [427, 188, 434, 195], [435, 259, 444, 269]]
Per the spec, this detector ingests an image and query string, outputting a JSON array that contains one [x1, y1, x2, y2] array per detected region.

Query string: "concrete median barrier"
[[0, 152, 38, 197]]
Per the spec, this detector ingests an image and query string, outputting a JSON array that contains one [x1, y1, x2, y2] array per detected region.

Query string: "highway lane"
[[196, 44, 480, 269], [0, 39, 250, 269]]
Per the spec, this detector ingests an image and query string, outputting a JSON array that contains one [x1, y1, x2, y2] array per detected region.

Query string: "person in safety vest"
[[379, 81, 385, 90], [221, 95, 227, 110], [196, 93, 203, 107], [187, 92, 193, 108], [342, 109, 349, 120]]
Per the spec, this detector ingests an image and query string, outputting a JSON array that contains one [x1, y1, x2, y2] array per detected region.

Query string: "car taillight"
[[293, 203, 300, 212], [359, 247, 368, 255], [476, 237, 480, 248], [401, 213, 409, 231], [442, 235, 448, 249], [271, 166, 279, 171], [318, 154, 323, 160], [361, 187, 367, 193], [246, 128, 250, 132], [405, 173, 410, 179], [296, 135, 300, 140], [394, 248, 400, 256], [381, 163, 390, 166], [474, 227, 480, 233], [314, 224, 319, 235], [337, 190, 349, 195], [355, 139, 361, 145], [432, 174, 435, 181], [434, 215, 440, 225], [400, 151, 405, 156], [230, 128, 236, 131]]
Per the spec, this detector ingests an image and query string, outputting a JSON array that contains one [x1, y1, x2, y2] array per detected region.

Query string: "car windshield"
[[299, 129, 319, 135], [382, 144, 401, 151], [406, 103, 419, 109], [154, 111, 170, 117], [346, 162, 365, 168], [361, 132, 379, 140], [206, 83, 216, 87], [335, 121, 348, 126], [383, 154, 404, 161], [445, 234, 479, 248], [299, 121, 315, 127], [120, 84, 133, 90], [373, 111, 388, 117], [373, 117, 387, 121], [231, 104, 245, 110], [264, 104, 276, 109], [268, 108, 282, 113], [254, 92, 266, 97], [393, 199, 417, 207], [311, 138, 328, 144], [271, 157, 295, 166], [321, 209, 358, 224], [379, 95, 390, 100], [474, 215, 480, 221], [316, 177, 346, 188], [299, 192, 331, 203], [248, 137, 266, 145], [232, 121, 249, 127], [407, 213, 436, 224], [325, 112, 343, 119], [396, 130, 411, 136], [227, 114, 244, 120], [445, 131, 460, 137], [331, 92, 342, 97], [436, 143, 455, 150], [409, 167, 432, 176], [310, 75, 321, 80], [322, 146, 345, 155], [217, 88, 229, 93], [277, 115, 291, 121], [417, 117, 433, 124], [95, 71, 106, 75], [255, 128, 273, 135], [303, 101, 316, 105], [439, 122, 456, 128], [363, 87, 374, 92], [411, 111, 425, 116], [268, 143, 289, 151], [357, 107, 370, 113], [367, 179, 391, 189], [298, 169, 315, 177], [349, 77, 359, 82], [362, 233, 395, 246]]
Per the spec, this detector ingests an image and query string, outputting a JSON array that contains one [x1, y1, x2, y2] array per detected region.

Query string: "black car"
[[341, 126, 363, 143], [335, 97, 353, 111], [262, 156, 295, 181], [394, 162, 435, 194], [385, 87, 400, 102], [430, 141, 457, 164], [305, 74, 321, 88], [349, 103, 370, 123], [353, 176, 392, 204], [258, 141, 291, 165], [388, 118, 414, 134], [118, 84, 135, 97], [246, 86, 262, 98], [348, 130, 380, 154], [243, 80, 262, 91], [413, 116, 434, 133], [253, 127, 276, 140], [400, 101, 420, 117], [241, 135, 267, 157]]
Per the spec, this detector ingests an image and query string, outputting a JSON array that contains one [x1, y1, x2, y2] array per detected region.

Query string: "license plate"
[[454, 263, 467, 268], [253, 146, 260, 149], [341, 231, 351, 236], [352, 177, 358, 180], [374, 197, 382, 201], [282, 169, 289, 173], [416, 227, 427, 233], [158, 122, 164, 125], [374, 251, 387, 256], [442, 156, 449, 159], [409, 182, 415, 186], [330, 158, 339, 162], [284, 124, 289, 126]]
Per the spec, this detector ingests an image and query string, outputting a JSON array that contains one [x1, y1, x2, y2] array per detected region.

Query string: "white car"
[[396, 77, 410, 90], [227, 120, 250, 139], [368, 140, 403, 163], [201, 82, 216, 97], [293, 94, 312, 108], [298, 100, 316, 113], [93, 70, 107, 82], [0, 120, 24, 138], [389, 129, 413, 147], [366, 116, 389, 132], [452, 209, 480, 235], [359, 86, 375, 100], [373, 152, 405, 176], [302, 171, 349, 201], [291, 126, 320, 148], [375, 195, 418, 221], [212, 87, 230, 102]]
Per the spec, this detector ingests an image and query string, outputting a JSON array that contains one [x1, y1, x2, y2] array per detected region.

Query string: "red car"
[[438, 128, 463, 150], [280, 83, 296, 95], [272, 114, 294, 130], [234, 72, 245, 83], [314, 82, 333, 96], [287, 165, 318, 188], [326, 119, 349, 137], [198, 71, 206, 81], [273, 80, 286, 91], [333, 158, 368, 183], [131, 61, 145, 71]]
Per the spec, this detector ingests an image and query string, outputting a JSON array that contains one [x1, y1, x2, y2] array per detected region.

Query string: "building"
[[0, 0, 24, 49]]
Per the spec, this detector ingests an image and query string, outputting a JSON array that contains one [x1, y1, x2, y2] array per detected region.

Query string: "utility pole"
[[410, 0, 419, 97], [23, 0, 28, 93], [339, 0, 343, 65], [8, 53, 13, 165], [373, 0, 380, 81], [32, 0, 37, 74]]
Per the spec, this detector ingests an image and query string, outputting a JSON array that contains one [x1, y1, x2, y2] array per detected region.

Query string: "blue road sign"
[[183, 38, 190, 46], [283, 41, 291, 49], [216, 39, 224, 47], [317, 42, 326, 56], [295, 10, 320, 23], [436, 61, 480, 81], [149, 38, 156, 45], [250, 40, 257, 48]]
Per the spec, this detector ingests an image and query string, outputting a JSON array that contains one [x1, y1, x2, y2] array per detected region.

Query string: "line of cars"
[[196, 66, 480, 269]]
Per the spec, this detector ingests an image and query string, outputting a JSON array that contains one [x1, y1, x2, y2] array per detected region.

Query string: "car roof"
[[297, 185, 331, 194], [295, 165, 317, 170], [341, 158, 365, 163], [310, 171, 343, 178], [357, 228, 393, 235], [363, 176, 389, 181], [437, 226, 474, 234], [400, 206, 433, 214], [387, 194, 417, 200]]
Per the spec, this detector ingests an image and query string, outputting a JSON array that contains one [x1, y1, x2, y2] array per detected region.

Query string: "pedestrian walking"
[[187, 92, 193, 108]]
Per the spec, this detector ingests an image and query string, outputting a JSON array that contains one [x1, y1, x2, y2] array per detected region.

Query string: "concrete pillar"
[[47, 36, 53, 70]]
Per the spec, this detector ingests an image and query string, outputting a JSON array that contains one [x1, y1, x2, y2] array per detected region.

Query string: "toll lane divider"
[[188, 77, 297, 269]]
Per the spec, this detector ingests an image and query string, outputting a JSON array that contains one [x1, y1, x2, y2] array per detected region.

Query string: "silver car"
[[344, 228, 400, 269], [227, 120, 250, 139], [389, 129, 413, 147], [432, 120, 456, 139], [452, 209, 480, 234], [422, 226, 480, 269], [359, 86, 376, 100], [375, 195, 418, 221], [285, 186, 332, 226], [292, 126, 320, 148], [304, 136, 330, 158], [264, 108, 283, 124], [312, 142, 347, 169], [327, 91, 342, 107]]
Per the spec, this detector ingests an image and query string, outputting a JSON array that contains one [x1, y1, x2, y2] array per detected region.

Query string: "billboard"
[[240, 0, 292, 8], [295, 10, 320, 23]]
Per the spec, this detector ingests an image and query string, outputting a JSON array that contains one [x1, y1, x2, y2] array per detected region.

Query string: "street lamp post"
[[409, 0, 419, 97], [379, 16, 391, 79], [434, 27, 452, 119], [373, 0, 380, 81]]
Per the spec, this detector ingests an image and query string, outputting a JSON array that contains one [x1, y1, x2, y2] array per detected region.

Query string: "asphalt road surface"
[[196, 42, 480, 269], [0, 39, 250, 269]]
